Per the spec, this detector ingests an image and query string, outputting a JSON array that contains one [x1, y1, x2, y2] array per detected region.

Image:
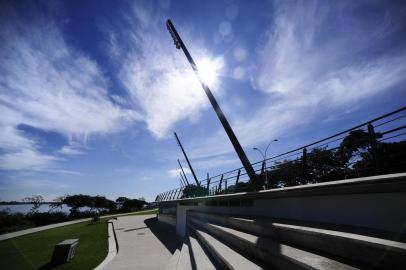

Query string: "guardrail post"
[[217, 174, 224, 193], [172, 189, 178, 200], [261, 161, 266, 188], [302, 147, 308, 183], [368, 123, 381, 174], [235, 169, 241, 186], [206, 173, 210, 191]]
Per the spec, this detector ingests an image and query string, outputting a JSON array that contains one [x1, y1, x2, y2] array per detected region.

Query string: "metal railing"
[[155, 107, 406, 202]]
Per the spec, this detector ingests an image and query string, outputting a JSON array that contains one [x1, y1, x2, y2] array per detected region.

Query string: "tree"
[[115, 197, 130, 204], [336, 129, 382, 178], [48, 195, 65, 213], [93, 196, 116, 213], [122, 198, 146, 211], [22, 195, 44, 214], [63, 194, 92, 215], [181, 185, 208, 198]]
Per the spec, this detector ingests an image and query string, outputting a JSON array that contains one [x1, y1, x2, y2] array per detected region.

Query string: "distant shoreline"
[[0, 202, 54, 205]]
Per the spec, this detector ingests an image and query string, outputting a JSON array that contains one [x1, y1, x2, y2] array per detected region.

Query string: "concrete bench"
[[51, 239, 79, 265]]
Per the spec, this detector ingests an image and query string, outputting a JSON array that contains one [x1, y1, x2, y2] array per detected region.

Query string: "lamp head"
[[166, 19, 181, 49]]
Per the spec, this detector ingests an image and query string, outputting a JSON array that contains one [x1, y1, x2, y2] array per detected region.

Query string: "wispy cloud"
[[109, 4, 224, 138], [58, 146, 85, 156], [191, 1, 406, 158], [168, 167, 191, 178], [0, 5, 140, 171]]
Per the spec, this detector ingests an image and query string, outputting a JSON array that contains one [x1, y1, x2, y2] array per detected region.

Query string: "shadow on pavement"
[[144, 217, 182, 254], [124, 226, 148, 232]]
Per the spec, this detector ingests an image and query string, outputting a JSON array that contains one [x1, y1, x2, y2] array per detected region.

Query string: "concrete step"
[[188, 222, 262, 270], [188, 211, 406, 269], [165, 248, 181, 270], [168, 231, 217, 270], [188, 232, 217, 270], [189, 216, 357, 270], [177, 238, 193, 270]]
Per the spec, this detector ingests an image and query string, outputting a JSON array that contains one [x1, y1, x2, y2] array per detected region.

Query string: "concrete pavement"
[[105, 214, 182, 270]]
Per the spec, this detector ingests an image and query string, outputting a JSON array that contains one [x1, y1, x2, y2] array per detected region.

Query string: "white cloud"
[[0, 149, 57, 171], [58, 145, 85, 156], [189, 1, 406, 159], [0, 12, 140, 171], [167, 167, 191, 178], [116, 6, 225, 138]]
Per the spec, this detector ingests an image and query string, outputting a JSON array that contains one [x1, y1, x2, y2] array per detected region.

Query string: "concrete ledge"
[[159, 173, 406, 204], [94, 220, 118, 270], [158, 213, 177, 227]]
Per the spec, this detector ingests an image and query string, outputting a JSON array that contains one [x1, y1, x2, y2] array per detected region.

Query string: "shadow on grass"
[[144, 217, 182, 254], [38, 262, 58, 270]]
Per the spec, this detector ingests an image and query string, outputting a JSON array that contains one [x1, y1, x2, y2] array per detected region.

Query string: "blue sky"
[[0, 0, 405, 202]]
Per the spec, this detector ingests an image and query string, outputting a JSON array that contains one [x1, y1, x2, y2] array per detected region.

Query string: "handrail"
[[156, 107, 406, 201]]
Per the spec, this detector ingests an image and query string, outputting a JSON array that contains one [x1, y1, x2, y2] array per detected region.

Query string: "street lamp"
[[166, 19, 258, 187], [253, 139, 278, 189]]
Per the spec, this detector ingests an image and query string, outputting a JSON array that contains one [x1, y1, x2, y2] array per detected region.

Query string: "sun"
[[197, 56, 223, 87]]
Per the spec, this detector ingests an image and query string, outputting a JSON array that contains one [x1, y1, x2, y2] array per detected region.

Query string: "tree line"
[[181, 129, 405, 197], [1, 195, 149, 234]]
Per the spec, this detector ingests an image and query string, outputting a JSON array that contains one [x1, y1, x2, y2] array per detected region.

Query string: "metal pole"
[[175, 132, 199, 186], [206, 173, 211, 190], [218, 174, 224, 193], [235, 169, 241, 186], [166, 19, 258, 186], [179, 178, 184, 188], [368, 123, 380, 174], [167, 191, 173, 200], [302, 147, 308, 183], [179, 172, 186, 187], [178, 159, 190, 185]]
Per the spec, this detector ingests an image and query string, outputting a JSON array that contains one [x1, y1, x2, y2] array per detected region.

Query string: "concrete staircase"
[[166, 210, 406, 270]]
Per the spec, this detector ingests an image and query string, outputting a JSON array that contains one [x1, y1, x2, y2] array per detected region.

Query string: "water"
[[0, 204, 86, 214]]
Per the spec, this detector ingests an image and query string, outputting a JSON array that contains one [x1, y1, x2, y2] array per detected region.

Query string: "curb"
[[94, 219, 118, 270]]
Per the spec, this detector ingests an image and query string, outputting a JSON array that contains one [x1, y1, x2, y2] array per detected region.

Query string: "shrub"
[[28, 212, 68, 226], [0, 210, 33, 234]]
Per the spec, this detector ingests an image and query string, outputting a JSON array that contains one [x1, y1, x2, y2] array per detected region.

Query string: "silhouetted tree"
[[181, 185, 208, 198], [22, 195, 44, 214], [122, 198, 146, 211]]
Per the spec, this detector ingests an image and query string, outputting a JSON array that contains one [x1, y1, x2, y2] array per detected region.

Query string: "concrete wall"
[[157, 214, 176, 227], [157, 173, 406, 237]]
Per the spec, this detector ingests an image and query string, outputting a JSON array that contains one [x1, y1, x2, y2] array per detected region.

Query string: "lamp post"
[[166, 19, 258, 188], [253, 139, 278, 189]]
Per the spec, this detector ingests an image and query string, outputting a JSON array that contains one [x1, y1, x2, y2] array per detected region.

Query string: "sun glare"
[[197, 57, 223, 87]]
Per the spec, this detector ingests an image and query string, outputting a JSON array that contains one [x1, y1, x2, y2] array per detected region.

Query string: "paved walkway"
[[0, 209, 157, 241], [105, 214, 181, 270]]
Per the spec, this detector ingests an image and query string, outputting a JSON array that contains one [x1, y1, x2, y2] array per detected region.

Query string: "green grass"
[[0, 208, 158, 270], [0, 220, 108, 270]]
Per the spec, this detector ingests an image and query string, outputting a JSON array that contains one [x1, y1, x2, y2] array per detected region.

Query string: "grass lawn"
[[0, 209, 158, 270], [0, 220, 108, 270]]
